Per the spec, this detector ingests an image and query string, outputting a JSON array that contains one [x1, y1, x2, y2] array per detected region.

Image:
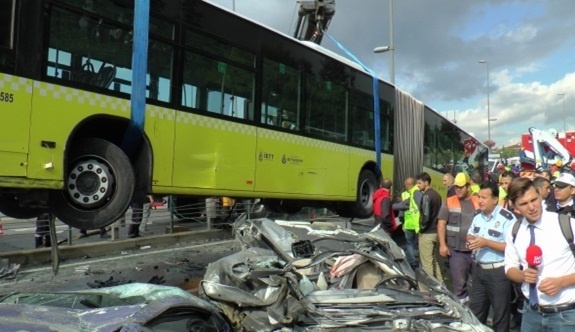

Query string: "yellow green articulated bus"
[[0, 0, 487, 230]]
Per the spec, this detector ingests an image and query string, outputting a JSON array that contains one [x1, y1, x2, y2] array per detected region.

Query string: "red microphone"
[[526, 245, 543, 269]]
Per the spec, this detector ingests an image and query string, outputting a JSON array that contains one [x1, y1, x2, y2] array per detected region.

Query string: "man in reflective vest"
[[393, 177, 422, 271], [438, 172, 479, 303]]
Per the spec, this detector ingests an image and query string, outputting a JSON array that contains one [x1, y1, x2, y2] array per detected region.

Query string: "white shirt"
[[504, 210, 575, 306]]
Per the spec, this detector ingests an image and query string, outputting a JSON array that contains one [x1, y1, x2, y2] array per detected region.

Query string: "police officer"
[[467, 181, 515, 332], [437, 172, 479, 303]]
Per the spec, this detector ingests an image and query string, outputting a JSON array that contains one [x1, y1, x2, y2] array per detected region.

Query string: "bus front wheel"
[[336, 169, 377, 219], [49, 138, 135, 230]]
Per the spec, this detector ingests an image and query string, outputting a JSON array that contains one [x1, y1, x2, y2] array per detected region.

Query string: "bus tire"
[[0, 194, 47, 219], [336, 169, 376, 219], [49, 138, 135, 230]]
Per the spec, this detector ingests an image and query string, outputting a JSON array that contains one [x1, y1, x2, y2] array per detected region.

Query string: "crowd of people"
[[372, 169, 575, 332]]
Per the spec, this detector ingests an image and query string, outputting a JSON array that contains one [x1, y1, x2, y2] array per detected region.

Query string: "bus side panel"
[[346, 151, 393, 198], [172, 112, 256, 192], [0, 74, 32, 177], [27, 82, 130, 183], [425, 166, 448, 199], [381, 153, 395, 182], [146, 105, 175, 187], [254, 129, 349, 197]]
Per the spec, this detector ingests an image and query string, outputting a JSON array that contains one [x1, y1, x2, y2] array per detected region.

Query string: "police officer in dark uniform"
[[467, 181, 516, 332]]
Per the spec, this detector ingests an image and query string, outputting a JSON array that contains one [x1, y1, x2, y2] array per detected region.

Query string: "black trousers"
[[468, 264, 512, 332], [35, 213, 52, 248], [128, 201, 144, 236]]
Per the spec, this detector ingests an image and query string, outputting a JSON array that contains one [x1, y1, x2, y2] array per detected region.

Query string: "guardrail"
[[0, 197, 335, 252]]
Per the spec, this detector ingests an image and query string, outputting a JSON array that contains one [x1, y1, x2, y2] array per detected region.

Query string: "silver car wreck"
[[201, 218, 492, 331], [0, 283, 231, 331]]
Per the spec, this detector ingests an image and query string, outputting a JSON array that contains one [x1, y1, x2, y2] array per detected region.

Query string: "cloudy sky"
[[209, 0, 575, 148]]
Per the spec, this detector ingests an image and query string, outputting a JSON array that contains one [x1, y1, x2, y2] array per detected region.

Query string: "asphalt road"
[[0, 212, 377, 295]]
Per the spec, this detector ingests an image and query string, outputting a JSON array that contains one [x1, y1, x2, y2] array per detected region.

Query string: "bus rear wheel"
[[336, 169, 377, 219], [49, 138, 135, 230]]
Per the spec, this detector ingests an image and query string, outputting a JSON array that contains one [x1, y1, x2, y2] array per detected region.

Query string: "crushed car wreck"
[[0, 283, 231, 331], [201, 218, 492, 331]]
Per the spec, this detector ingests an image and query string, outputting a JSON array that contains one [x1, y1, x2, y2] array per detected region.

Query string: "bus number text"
[[0, 92, 14, 103]]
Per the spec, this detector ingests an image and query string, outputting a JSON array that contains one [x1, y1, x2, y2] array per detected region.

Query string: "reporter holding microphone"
[[504, 177, 575, 331]]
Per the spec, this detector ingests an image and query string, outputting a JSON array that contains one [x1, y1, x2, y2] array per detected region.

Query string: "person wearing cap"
[[550, 159, 563, 175], [547, 173, 575, 217], [437, 172, 479, 303]]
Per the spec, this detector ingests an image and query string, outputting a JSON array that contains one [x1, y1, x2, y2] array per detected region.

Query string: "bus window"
[[350, 91, 375, 148], [182, 51, 254, 120], [261, 58, 300, 129], [185, 30, 254, 68], [183, 28, 255, 120], [0, 0, 15, 50], [45, 5, 173, 102], [305, 75, 348, 142]]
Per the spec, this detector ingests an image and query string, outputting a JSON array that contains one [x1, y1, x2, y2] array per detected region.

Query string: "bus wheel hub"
[[67, 159, 110, 207]]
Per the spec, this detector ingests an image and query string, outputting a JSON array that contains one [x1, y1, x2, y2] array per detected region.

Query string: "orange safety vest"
[[445, 195, 479, 251]]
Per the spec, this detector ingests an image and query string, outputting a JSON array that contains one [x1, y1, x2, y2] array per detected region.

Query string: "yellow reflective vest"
[[404, 186, 420, 233]]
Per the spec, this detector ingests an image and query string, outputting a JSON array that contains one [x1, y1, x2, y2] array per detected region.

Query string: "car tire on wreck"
[[49, 138, 135, 230]]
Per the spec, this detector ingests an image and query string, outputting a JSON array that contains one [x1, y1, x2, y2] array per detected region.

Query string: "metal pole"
[[486, 62, 490, 146], [389, 0, 395, 84], [479, 60, 490, 148], [559, 93, 566, 133]]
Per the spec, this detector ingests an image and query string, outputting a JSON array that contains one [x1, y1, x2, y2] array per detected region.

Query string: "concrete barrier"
[[0, 228, 233, 267]]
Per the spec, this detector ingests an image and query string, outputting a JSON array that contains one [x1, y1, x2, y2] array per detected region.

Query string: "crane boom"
[[293, 0, 335, 45]]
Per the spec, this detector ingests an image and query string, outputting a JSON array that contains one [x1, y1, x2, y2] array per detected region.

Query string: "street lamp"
[[373, 0, 394, 84], [558, 93, 566, 133], [478, 60, 496, 149]]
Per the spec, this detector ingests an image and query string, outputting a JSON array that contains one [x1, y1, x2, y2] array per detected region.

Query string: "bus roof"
[[204, 1, 389, 84]]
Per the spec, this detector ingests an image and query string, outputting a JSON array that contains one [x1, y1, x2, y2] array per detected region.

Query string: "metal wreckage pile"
[[0, 218, 492, 331], [201, 218, 492, 331]]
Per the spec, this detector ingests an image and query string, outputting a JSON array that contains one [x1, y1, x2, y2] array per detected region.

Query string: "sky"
[[208, 0, 575, 149]]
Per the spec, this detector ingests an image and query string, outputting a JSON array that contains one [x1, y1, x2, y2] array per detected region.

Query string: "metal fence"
[[0, 197, 337, 252]]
